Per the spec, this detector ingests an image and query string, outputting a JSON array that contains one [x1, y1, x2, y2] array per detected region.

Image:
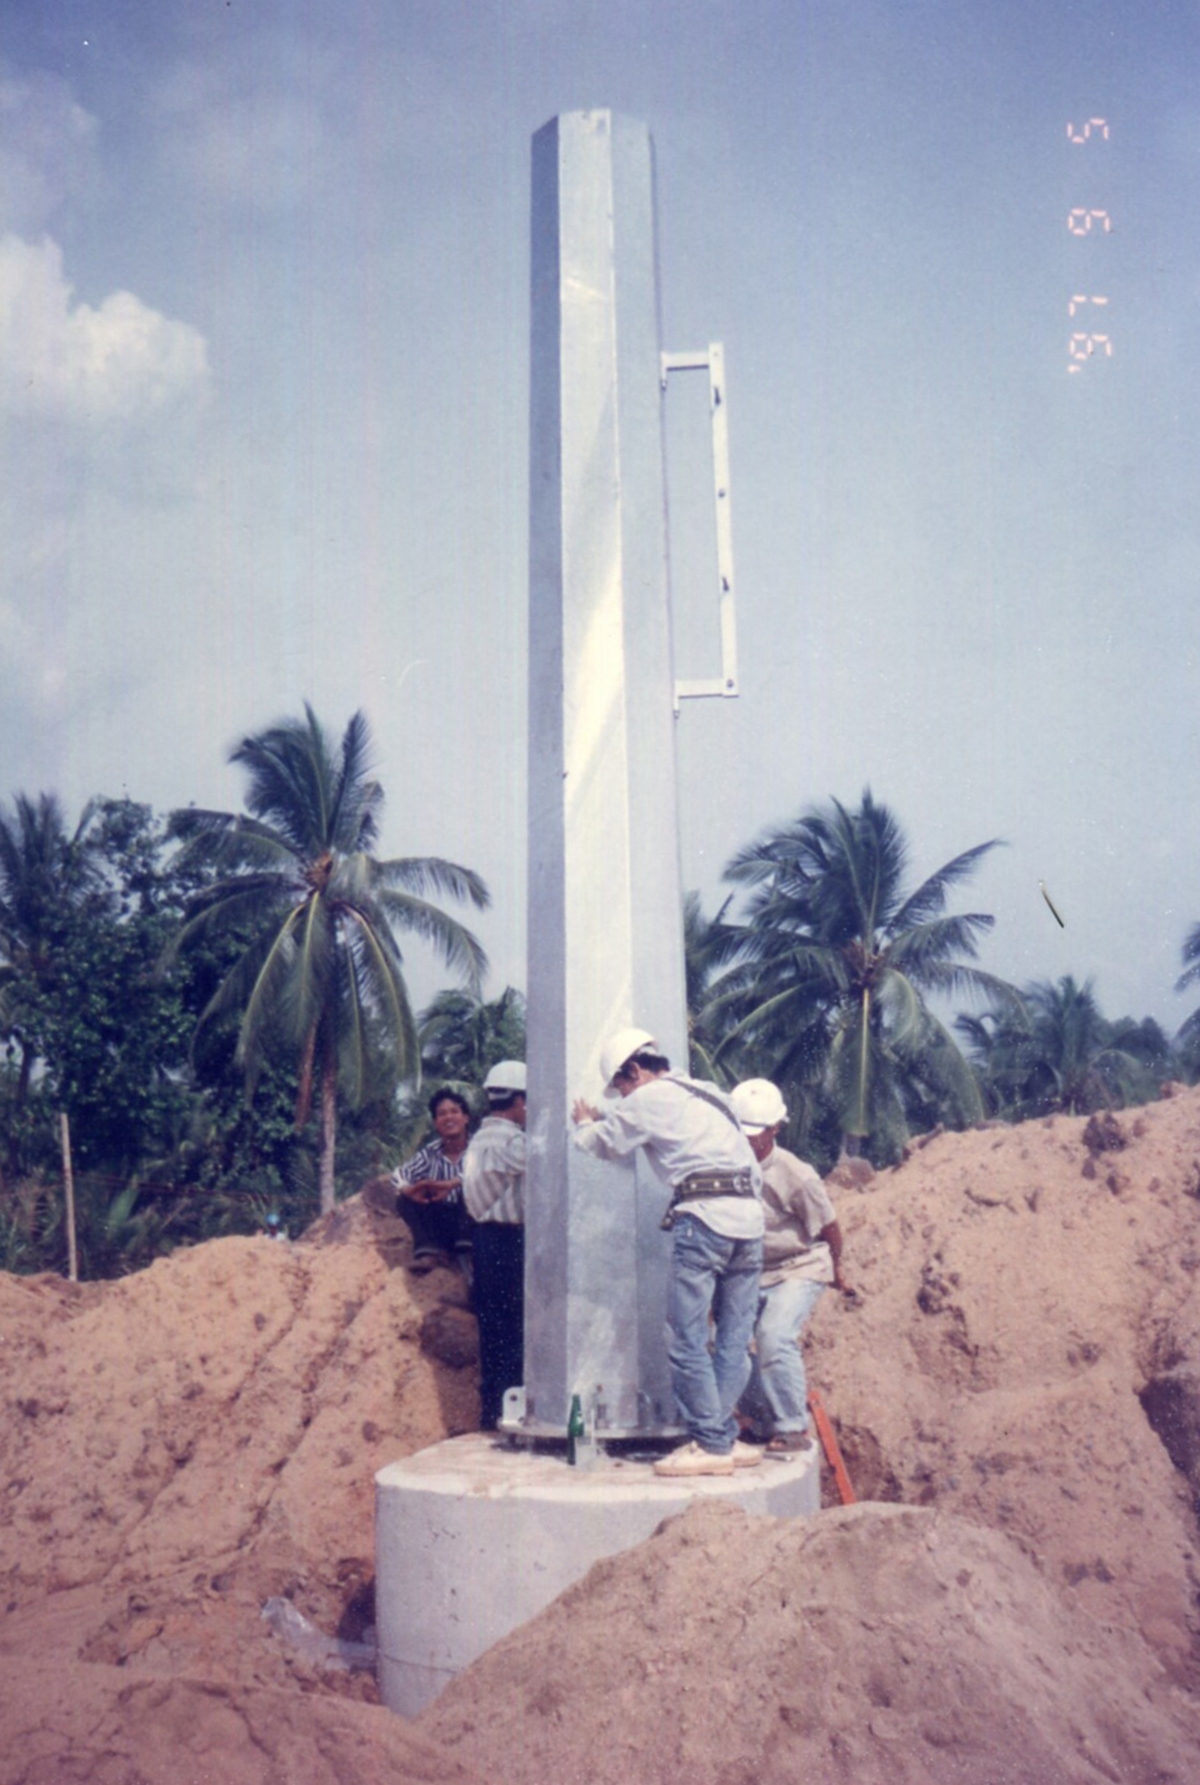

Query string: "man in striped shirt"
[[391, 1087, 474, 1274], [463, 1061, 526, 1430]]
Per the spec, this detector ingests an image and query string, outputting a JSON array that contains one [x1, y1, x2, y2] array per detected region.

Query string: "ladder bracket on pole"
[[661, 343, 739, 712]]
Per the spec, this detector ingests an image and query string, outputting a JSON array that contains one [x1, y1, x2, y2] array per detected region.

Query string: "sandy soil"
[[418, 1498, 1200, 1785], [2, 1091, 1199, 1782], [809, 1093, 1200, 1683], [0, 1191, 484, 1782]]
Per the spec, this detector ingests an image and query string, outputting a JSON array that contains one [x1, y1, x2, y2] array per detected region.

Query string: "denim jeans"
[[666, 1214, 764, 1454], [741, 1276, 826, 1435]]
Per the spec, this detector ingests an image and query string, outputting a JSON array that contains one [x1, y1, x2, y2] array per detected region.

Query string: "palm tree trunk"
[[295, 1023, 317, 1128], [838, 988, 874, 1159], [853, 985, 872, 1136], [318, 1054, 338, 1215], [5, 1042, 33, 1178]]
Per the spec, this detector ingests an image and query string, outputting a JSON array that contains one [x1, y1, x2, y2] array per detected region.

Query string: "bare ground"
[[3, 1089, 1200, 1782]]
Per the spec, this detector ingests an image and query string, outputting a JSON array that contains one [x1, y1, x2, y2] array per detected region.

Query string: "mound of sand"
[[806, 1092, 1200, 1683], [417, 1497, 1200, 1785], [2, 1091, 1200, 1781], [0, 1194, 477, 1705], [0, 1656, 484, 1785]]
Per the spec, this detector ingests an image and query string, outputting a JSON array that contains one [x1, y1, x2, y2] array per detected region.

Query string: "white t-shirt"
[[573, 1073, 763, 1241]]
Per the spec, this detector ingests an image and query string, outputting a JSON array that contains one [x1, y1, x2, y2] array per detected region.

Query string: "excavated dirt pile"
[[0, 1192, 487, 1784], [2, 1089, 1200, 1782], [418, 1497, 1200, 1785], [806, 1087, 1200, 1685]]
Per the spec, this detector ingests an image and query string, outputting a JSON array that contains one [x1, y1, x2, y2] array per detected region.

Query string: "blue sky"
[[1, 0, 1197, 1029]]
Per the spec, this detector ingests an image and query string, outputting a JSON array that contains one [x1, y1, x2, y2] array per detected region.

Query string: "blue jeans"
[[666, 1215, 764, 1454], [741, 1276, 826, 1436]]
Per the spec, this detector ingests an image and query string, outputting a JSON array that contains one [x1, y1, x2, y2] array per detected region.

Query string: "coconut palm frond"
[[710, 791, 1014, 1162], [891, 839, 1004, 933], [167, 707, 487, 1211], [374, 855, 491, 910]]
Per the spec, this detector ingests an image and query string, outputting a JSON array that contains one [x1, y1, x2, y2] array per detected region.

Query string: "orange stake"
[[807, 1389, 856, 1505]]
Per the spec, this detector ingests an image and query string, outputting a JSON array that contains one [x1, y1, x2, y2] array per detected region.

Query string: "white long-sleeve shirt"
[[573, 1073, 763, 1240], [463, 1115, 526, 1223]]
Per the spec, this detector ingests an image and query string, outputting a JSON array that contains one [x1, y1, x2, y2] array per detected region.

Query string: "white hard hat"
[[599, 1027, 659, 1091], [730, 1078, 788, 1132], [483, 1060, 527, 1095]]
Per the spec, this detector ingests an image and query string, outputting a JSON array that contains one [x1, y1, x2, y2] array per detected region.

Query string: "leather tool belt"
[[661, 1169, 756, 1231]]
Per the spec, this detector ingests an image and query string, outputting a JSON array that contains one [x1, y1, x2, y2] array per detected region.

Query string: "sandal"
[[766, 1432, 814, 1453]]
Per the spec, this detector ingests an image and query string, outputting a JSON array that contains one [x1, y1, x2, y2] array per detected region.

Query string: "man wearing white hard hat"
[[731, 1078, 848, 1452], [463, 1061, 527, 1429], [572, 1028, 764, 1478]]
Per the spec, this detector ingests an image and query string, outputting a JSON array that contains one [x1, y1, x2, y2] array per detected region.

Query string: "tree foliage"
[[1174, 924, 1200, 1079], [0, 792, 393, 1272], [958, 976, 1169, 1118], [702, 791, 1014, 1164], [0, 797, 195, 1183], [0, 793, 103, 1142], [683, 892, 741, 1083], [417, 985, 526, 1091], [167, 707, 489, 1212], [2, 750, 1193, 1277]]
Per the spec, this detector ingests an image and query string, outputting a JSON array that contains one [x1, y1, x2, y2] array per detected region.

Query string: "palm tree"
[[1100, 1013, 1171, 1088], [1175, 925, 1200, 1077], [417, 985, 526, 1089], [707, 791, 1011, 1162], [683, 892, 742, 1082], [0, 794, 101, 1132], [960, 975, 1160, 1117], [167, 707, 489, 1212]]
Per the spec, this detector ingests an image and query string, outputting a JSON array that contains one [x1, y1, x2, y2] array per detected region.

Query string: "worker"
[[391, 1086, 475, 1275], [571, 1028, 764, 1479], [462, 1060, 526, 1431], [730, 1078, 848, 1452]]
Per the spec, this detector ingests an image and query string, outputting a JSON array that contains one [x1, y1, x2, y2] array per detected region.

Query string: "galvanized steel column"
[[525, 111, 687, 1437]]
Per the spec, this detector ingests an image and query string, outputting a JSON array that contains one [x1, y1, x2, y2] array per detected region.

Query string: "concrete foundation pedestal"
[[375, 1434, 819, 1717]]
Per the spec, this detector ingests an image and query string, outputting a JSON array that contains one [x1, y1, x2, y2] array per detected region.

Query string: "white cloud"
[[0, 234, 209, 424], [0, 233, 213, 790], [0, 67, 99, 232]]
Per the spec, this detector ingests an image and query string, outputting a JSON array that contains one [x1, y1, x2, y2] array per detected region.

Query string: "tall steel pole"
[[524, 111, 687, 1437]]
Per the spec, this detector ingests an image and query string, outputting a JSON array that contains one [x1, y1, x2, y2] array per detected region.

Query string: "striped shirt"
[[392, 1137, 466, 1203], [463, 1116, 526, 1224]]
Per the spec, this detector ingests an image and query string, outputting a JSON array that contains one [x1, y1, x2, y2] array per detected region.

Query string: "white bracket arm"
[[660, 343, 739, 710]]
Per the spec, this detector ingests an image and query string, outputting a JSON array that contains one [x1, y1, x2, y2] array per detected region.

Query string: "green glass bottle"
[[567, 1393, 585, 1466]]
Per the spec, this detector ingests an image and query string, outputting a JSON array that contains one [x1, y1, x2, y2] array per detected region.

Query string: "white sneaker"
[[730, 1440, 764, 1469], [653, 1442, 735, 1478]]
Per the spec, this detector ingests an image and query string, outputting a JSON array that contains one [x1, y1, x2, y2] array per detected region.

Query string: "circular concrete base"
[[375, 1433, 820, 1716]]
